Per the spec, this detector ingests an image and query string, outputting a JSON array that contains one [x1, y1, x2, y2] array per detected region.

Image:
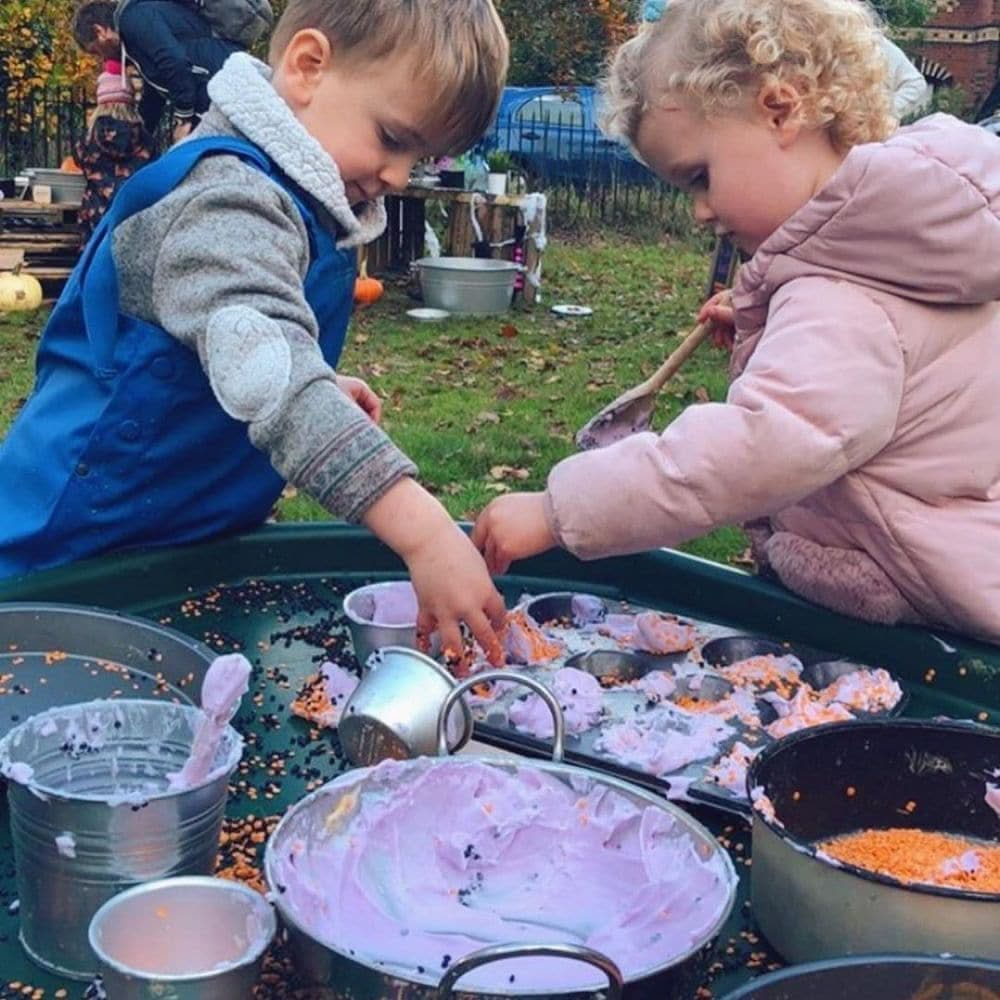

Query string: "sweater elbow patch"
[[205, 306, 291, 422]]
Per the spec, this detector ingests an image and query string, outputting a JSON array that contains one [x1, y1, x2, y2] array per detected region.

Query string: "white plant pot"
[[486, 172, 508, 196]]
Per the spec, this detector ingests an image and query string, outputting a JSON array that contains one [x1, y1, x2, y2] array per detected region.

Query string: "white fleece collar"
[[207, 53, 386, 248]]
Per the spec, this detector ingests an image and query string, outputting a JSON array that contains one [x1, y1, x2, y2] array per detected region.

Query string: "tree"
[[497, 0, 633, 85]]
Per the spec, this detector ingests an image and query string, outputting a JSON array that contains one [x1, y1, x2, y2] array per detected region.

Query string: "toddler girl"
[[474, 0, 1000, 642], [75, 60, 154, 242]]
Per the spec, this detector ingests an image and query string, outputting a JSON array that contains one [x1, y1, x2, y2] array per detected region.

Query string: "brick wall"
[[895, 0, 999, 112]]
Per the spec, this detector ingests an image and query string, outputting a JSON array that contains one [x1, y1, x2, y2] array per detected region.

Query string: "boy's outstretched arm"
[[122, 164, 505, 662], [365, 478, 506, 665]]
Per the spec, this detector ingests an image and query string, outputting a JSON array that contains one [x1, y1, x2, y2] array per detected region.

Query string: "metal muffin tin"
[[0, 603, 215, 739], [472, 593, 908, 816]]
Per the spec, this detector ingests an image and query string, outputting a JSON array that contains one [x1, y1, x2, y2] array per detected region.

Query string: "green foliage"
[[496, 0, 633, 85], [870, 0, 932, 28], [931, 85, 975, 120], [486, 150, 515, 173]]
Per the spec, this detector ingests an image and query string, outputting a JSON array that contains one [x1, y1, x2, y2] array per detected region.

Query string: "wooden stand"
[[366, 186, 545, 305], [0, 199, 82, 299]]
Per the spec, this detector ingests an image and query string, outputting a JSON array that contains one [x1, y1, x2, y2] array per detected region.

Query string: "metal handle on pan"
[[436, 671, 566, 761], [437, 942, 624, 999]]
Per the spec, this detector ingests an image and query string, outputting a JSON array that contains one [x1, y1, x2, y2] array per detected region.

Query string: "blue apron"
[[0, 136, 356, 578]]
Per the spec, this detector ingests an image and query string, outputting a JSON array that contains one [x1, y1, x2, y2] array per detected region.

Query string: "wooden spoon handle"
[[641, 321, 713, 395]]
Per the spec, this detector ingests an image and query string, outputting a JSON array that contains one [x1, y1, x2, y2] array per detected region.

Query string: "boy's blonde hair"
[[602, 0, 894, 152], [270, 0, 509, 156]]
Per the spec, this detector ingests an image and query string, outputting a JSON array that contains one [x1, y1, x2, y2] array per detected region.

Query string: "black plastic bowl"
[[719, 954, 1000, 999]]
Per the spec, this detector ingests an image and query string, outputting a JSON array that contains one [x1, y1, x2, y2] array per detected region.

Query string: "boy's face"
[[634, 92, 838, 255], [280, 42, 439, 206]]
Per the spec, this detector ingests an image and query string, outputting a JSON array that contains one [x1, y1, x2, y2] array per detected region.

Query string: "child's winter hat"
[[96, 59, 132, 105]]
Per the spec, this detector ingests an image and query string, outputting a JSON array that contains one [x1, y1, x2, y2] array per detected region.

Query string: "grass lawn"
[[0, 233, 747, 566]]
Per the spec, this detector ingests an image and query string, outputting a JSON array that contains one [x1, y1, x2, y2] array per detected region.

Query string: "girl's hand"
[[472, 492, 556, 576], [697, 290, 735, 351], [337, 374, 382, 423]]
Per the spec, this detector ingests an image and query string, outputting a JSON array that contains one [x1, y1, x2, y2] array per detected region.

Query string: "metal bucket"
[[26, 167, 87, 203], [416, 257, 520, 315], [89, 876, 276, 998], [0, 699, 243, 980]]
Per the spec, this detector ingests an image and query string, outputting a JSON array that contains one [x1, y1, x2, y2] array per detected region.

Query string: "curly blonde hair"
[[601, 0, 895, 152]]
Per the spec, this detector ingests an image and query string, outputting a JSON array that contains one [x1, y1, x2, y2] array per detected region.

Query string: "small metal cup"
[[342, 581, 438, 669], [338, 647, 473, 765], [89, 876, 276, 998]]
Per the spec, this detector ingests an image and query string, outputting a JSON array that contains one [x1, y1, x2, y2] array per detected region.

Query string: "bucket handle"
[[437, 942, 624, 999], [436, 671, 565, 761]]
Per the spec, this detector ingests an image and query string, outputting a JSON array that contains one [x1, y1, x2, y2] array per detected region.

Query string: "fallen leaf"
[[281, 485, 299, 500], [694, 386, 711, 403], [476, 411, 501, 425], [499, 323, 519, 339], [484, 482, 511, 493]]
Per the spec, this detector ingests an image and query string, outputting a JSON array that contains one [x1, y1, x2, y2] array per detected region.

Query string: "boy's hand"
[[472, 492, 556, 576], [362, 478, 505, 666], [697, 290, 735, 350], [336, 374, 381, 423], [406, 526, 507, 667]]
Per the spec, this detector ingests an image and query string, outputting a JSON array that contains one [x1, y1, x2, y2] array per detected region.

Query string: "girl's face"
[[634, 91, 844, 255]]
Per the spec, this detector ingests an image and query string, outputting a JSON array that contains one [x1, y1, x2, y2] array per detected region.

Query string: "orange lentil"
[[846, 786, 857, 797], [818, 828, 1000, 893]]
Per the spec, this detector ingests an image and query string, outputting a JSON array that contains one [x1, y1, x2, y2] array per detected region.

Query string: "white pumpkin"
[[0, 268, 43, 312]]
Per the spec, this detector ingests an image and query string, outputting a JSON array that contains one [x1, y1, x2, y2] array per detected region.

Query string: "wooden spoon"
[[575, 320, 712, 450]]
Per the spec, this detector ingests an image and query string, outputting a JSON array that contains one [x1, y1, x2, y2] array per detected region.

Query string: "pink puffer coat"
[[545, 115, 1000, 642]]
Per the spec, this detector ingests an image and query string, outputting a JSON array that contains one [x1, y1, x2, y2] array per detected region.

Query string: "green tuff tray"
[[0, 523, 996, 999]]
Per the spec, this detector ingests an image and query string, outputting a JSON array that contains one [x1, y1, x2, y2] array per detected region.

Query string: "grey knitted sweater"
[[112, 53, 417, 523]]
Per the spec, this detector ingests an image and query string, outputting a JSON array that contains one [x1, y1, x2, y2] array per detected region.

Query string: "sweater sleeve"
[[544, 279, 906, 559], [146, 172, 416, 522]]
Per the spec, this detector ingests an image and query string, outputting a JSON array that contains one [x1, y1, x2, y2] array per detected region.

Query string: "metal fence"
[[0, 88, 92, 177], [484, 109, 699, 234], [1, 85, 698, 235]]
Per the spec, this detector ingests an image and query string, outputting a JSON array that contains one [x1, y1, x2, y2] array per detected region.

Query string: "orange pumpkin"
[[60, 155, 82, 174], [353, 256, 384, 305]]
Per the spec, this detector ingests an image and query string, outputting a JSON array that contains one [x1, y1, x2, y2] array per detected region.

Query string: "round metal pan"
[[0, 603, 214, 737], [718, 953, 1000, 999], [264, 673, 738, 999], [744, 718, 1000, 963]]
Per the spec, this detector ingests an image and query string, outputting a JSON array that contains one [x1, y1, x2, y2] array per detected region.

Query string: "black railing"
[[2, 86, 701, 236], [484, 110, 700, 234], [0, 88, 92, 176]]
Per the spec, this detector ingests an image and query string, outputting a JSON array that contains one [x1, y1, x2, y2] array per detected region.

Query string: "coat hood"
[[735, 114, 1000, 332]]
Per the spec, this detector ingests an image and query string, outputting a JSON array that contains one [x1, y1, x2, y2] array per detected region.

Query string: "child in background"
[[75, 59, 154, 243], [474, 0, 1000, 643], [0, 0, 510, 662]]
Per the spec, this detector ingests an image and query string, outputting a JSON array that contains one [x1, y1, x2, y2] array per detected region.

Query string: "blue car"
[[481, 85, 651, 186], [979, 114, 1000, 137]]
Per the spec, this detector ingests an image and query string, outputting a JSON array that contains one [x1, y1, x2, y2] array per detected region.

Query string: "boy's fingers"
[[436, 621, 465, 668], [415, 609, 436, 653], [470, 516, 488, 553], [466, 609, 503, 666]]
